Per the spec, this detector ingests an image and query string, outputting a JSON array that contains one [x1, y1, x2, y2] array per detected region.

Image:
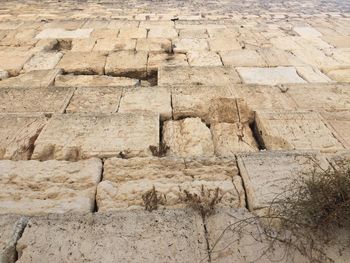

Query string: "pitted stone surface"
[[0, 114, 48, 160], [66, 87, 122, 113], [0, 87, 74, 113], [0, 158, 102, 215], [16, 210, 207, 263], [55, 74, 139, 87], [97, 157, 245, 210], [163, 118, 214, 157], [32, 113, 159, 160], [23, 52, 63, 72], [57, 52, 106, 75]]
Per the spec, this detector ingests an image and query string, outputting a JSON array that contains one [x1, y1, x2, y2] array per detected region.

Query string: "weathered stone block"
[[55, 74, 139, 87], [220, 49, 267, 67], [0, 51, 33, 76], [326, 68, 350, 82], [163, 118, 214, 157], [173, 38, 209, 53], [0, 158, 102, 215], [56, 52, 106, 75], [295, 66, 332, 83], [208, 37, 241, 51], [148, 28, 178, 38], [179, 29, 208, 38], [16, 210, 207, 263], [321, 110, 350, 148], [118, 87, 171, 120], [255, 111, 344, 152], [32, 113, 159, 160], [23, 52, 63, 72], [136, 38, 171, 52], [147, 53, 188, 72], [93, 38, 136, 52], [71, 39, 96, 52], [66, 87, 122, 113], [35, 28, 93, 39], [293, 26, 322, 37], [105, 51, 147, 79], [187, 51, 222, 66], [118, 28, 147, 38], [0, 114, 48, 160]]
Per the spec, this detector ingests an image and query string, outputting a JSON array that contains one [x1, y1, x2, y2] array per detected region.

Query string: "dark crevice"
[[52, 39, 72, 51], [93, 158, 104, 213], [202, 215, 212, 263], [235, 155, 250, 210], [250, 121, 265, 150], [13, 217, 29, 262]]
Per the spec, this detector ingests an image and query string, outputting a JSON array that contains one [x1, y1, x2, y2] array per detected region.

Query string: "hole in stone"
[[250, 121, 266, 150], [53, 39, 72, 51]]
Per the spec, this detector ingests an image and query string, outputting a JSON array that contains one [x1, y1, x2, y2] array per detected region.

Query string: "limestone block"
[[232, 84, 298, 111], [43, 20, 85, 30], [158, 66, 241, 86], [187, 51, 222, 66], [0, 51, 32, 76], [163, 118, 214, 157], [136, 38, 171, 52], [56, 52, 106, 75], [148, 28, 178, 38], [295, 66, 332, 83], [0, 70, 9, 80], [0, 21, 22, 30], [0, 69, 60, 88], [66, 87, 122, 113], [286, 83, 350, 110], [211, 123, 258, 156], [207, 28, 239, 39], [0, 158, 102, 215], [321, 111, 350, 148], [71, 39, 96, 52], [322, 36, 350, 48], [255, 111, 344, 152], [32, 113, 159, 160], [32, 39, 58, 52], [258, 48, 304, 67], [326, 68, 350, 82], [105, 51, 147, 79], [179, 29, 208, 38], [208, 37, 241, 51], [96, 157, 245, 210], [93, 38, 136, 52], [118, 28, 147, 38], [23, 52, 63, 72], [16, 210, 207, 263], [0, 114, 47, 160], [237, 152, 329, 211], [0, 215, 28, 263], [118, 87, 171, 120], [173, 38, 209, 53], [237, 67, 306, 85], [55, 74, 139, 87], [0, 87, 74, 113], [35, 28, 93, 39], [220, 49, 267, 67], [292, 48, 340, 69], [147, 53, 188, 72], [293, 26, 322, 37], [331, 48, 350, 65], [139, 21, 174, 29], [90, 29, 119, 39], [171, 86, 235, 123]]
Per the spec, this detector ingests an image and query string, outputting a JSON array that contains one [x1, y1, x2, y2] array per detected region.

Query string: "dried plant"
[[142, 186, 166, 212], [149, 143, 169, 157]]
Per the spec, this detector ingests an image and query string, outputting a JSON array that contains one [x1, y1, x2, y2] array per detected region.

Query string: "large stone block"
[[237, 66, 306, 85], [54, 74, 139, 87], [0, 51, 33, 76], [56, 52, 106, 75], [93, 38, 136, 52], [325, 68, 350, 82], [105, 51, 148, 79], [0, 215, 28, 263], [147, 28, 178, 38], [173, 38, 209, 53], [187, 51, 222, 66], [255, 111, 344, 152], [158, 66, 241, 86], [0, 114, 48, 160], [163, 118, 214, 157], [0, 158, 102, 215], [32, 113, 159, 160], [0, 87, 74, 113], [118, 87, 171, 120], [136, 38, 171, 52], [321, 110, 350, 148], [220, 49, 267, 67], [35, 28, 93, 39], [96, 157, 245, 210], [23, 52, 63, 72], [208, 37, 241, 51], [66, 87, 122, 113], [147, 53, 188, 73], [16, 210, 208, 263], [118, 28, 147, 38]]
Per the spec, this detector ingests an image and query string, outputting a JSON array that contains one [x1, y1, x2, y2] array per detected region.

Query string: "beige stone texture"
[[148, 28, 178, 38], [179, 29, 208, 38], [163, 118, 214, 157], [118, 28, 147, 38], [258, 48, 304, 67], [326, 68, 350, 82], [211, 123, 258, 156], [293, 26, 322, 37], [187, 51, 222, 66], [0, 70, 9, 80], [147, 53, 188, 72], [0, 51, 33, 76], [208, 37, 241, 51], [93, 38, 136, 52], [0, 69, 60, 88], [237, 66, 306, 85], [0, 215, 27, 263], [207, 28, 239, 39], [0, 87, 74, 113], [105, 51, 148, 78], [96, 157, 245, 210], [23, 52, 63, 72], [158, 66, 241, 86], [321, 110, 350, 148], [0, 114, 47, 160], [90, 29, 119, 39], [42, 20, 85, 30], [55, 74, 139, 87], [0, 158, 102, 215], [56, 52, 106, 75], [295, 66, 332, 83], [118, 87, 171, 120], [35, 28, 93, 39], [332, 48, 350, 64], [16, 210, 207, 263], [136, 38, 171, 52], [292, 47, 340, 69], [322, 36, 350, 48], [220, 49, 267, 67], [71, 39, 96, 52], [255, 111, 344, 152], [32, 113, 159, 160], [173, 38, 209, 53], [66, 87, 122, 113]]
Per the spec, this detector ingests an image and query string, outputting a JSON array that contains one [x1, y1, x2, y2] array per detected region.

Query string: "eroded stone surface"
[[0, 51, 32, 76], [23, 52, 63, 72], [57, 52, 106, 75], [16, 210, 207, 263], [187, 51, 222, 66], [35, 28, 93, 39], [0, 114, 47, 160], [321, 110, 350, 148], [0, 158, 102, 215], [32, 113, 159, 160], [55, 74, 139, 87], [163, 118, 214, 157]]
